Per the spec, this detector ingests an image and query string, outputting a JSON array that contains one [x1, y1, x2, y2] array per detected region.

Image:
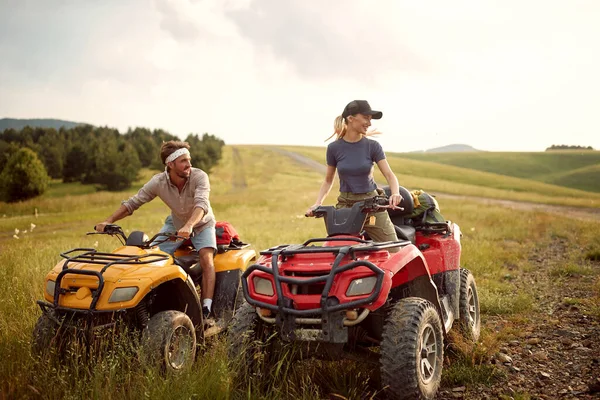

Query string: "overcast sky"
[[1, 0, 599, 152]]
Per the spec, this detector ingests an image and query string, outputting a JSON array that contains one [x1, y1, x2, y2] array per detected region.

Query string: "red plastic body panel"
[[246, 227, 461, 312], [416, 231, 461, 275]]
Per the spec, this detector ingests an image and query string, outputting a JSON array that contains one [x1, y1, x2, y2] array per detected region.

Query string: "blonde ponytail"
[[325, 115, 381, 141], [325, 115, 347, 141]]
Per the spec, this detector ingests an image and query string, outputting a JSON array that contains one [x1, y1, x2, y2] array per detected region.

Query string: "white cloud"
[[225, 0, 426, 80], [1, 0, 599, 152]]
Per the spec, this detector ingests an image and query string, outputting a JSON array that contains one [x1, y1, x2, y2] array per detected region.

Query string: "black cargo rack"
[[260, 237, 410, 257], [245, 238, 411, 317], [60, 248, 169, 272], [46, 248, 170, 310]]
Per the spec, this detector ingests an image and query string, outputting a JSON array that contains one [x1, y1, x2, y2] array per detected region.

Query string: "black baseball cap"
[[342, 100, 383, 119]]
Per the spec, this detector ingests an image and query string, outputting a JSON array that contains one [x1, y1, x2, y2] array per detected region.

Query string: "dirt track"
[[272, 147, 600, 222], [436, 193, 600, 222], [439, 237, 600, 400]]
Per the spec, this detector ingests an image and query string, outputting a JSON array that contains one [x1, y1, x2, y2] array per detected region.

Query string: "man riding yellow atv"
[[33, 223, 255, 372]]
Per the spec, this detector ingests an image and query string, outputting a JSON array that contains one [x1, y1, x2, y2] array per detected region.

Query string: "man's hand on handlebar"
[[177, 224, 193, 239], [94, 222, 111, 233], [149, 231, 191, 246]]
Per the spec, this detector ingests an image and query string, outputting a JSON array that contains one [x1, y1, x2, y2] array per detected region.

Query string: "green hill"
[[421, 143, 480, 153], [280, 145, 600, 207], [0, 118, 86, 131], [544, 164, 600, 193], [393, 150, 600, 193]]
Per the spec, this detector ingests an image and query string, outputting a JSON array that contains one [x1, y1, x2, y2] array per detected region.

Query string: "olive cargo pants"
[[336, 190, 400, 253]]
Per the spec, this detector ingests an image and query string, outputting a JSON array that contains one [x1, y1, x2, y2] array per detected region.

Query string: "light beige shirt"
[[122, 168, 215, 232]]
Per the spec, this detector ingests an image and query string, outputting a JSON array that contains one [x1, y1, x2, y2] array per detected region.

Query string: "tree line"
[[0, 125, 225, 202], [545, 144, 595, 151]]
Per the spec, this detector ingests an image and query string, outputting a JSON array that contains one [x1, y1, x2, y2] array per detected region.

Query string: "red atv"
[[229, 187, 480, 400]]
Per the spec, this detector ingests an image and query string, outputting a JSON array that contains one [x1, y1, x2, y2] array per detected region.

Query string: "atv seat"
[[380, 185, 415, 220], [377, 186, 417, 243], [217, 238, 250, 254], [395, 225, 416, 244], [174, 255, 203, 284], [126, 231, 149, 247]]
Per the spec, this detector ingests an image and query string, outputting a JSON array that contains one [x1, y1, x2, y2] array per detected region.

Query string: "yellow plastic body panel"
[[43, 246, 187, 311], [43, 246, 256, 311], [213, 248, 256, 273]]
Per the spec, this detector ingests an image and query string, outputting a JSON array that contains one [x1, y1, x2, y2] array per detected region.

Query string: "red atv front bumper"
[[241, 237, 410, 343]]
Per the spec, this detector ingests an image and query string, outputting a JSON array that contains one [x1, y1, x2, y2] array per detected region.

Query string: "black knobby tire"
[[32, 314, 59, 356], [458, 268, 481, 341], [380, 298, 444, 400], [232, 277, 247, 315], [228, 302, 274, 381], [142, 310, 197, 373]]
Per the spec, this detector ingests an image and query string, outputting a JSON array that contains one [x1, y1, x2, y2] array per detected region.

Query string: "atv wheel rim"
[[419, 323, 438, 384], [467, 285, 478, 328], [167, 326, 194, 370]]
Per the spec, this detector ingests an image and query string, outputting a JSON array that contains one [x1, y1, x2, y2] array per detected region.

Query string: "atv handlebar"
[[144, 231, 193, 247], [88, 225, 192, 248], [306, 195, 402, 218], [92, 224, 122, 235], [89, 224, 127, 244]]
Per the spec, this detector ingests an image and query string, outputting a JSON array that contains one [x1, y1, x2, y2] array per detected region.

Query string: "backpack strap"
[[421, 192, 442, 223]]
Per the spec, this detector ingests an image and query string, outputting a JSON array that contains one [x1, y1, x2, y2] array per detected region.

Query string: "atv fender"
[[214, 248, 256, 273], [383, 244, 433, 284], [381, 244, 444, 330], [183, 275, 202, 326], [212, 249, 256, 318], [148, 275, 202, 328]]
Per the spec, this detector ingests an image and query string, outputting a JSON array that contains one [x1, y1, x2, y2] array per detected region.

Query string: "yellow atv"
[[33, 223, 256, 372]]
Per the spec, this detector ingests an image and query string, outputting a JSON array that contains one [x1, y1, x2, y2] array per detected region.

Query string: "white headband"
[[165, 148, 190, 164]]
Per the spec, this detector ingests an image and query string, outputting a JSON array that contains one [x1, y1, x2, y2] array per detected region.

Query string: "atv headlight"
[[346, 277, 378, 297], [253, 277, 274, 296], [108, 287, 139, 303], [46, 280, 56, 296]]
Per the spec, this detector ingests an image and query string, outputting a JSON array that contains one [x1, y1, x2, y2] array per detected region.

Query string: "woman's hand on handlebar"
[[389, 193, 403, 209], [305, 204, 320, 217]]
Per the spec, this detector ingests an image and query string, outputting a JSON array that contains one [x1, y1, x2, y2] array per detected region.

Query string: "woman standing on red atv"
[[306, 100, 402, 251]]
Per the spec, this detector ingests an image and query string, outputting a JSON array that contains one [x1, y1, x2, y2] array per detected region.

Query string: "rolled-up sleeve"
[[121, 178, 158, 214], [192, 170, 210, 213]]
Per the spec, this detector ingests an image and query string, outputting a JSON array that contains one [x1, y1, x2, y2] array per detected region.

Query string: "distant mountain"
[[410, 144, 481, 153], [0, 118, 88, 132]]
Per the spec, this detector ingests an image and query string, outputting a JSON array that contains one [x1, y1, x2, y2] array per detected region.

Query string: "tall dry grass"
[[1, 145, 599, 399]]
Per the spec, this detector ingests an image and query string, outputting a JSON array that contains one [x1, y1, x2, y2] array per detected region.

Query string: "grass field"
[[282, 145, 600, 208], [395, 150, 600, 193], [1, 145, 599, 399]]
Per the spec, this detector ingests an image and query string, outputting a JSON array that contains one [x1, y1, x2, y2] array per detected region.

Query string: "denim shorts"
[[154, 215, 217, 255]]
